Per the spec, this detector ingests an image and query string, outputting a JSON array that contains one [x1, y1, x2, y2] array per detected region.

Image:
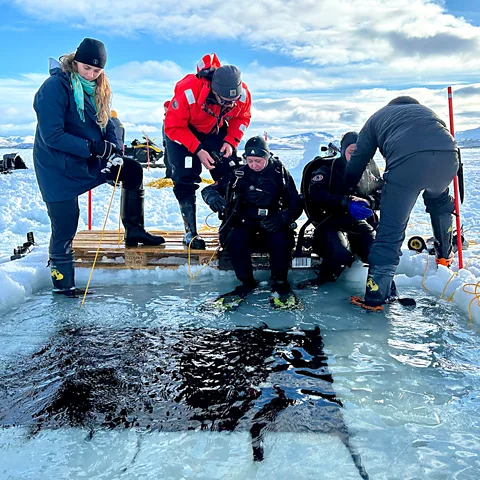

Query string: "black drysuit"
[[202, 158, 303, 284], [305, 154, 383, 281]]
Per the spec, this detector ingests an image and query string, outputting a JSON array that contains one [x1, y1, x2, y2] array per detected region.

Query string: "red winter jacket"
[[164, 54, 251, 154]]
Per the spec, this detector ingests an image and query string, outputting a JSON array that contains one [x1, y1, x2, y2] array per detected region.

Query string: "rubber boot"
[[179, 199, 206, 250], [364, 265, 396, 307], [121, 188, 165, 247], [50, 252, 76, 296], [430, 212, 454, 267]]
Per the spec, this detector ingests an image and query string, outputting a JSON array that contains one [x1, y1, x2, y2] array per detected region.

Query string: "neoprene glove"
[[348, 199, 373, 220], [90, 140, 118, 161], [261, 213, 288, 233], [208, 194, 227, 214]]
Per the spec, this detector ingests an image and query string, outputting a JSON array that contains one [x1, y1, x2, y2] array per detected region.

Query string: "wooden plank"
[[73, 230, 318, 271]]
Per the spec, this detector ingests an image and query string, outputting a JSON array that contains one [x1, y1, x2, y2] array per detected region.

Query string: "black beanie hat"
[[74, 38, 107, 69], [244, 136, 270, 159], [211, 65, 243, 99], [340, 131, 358, 158]]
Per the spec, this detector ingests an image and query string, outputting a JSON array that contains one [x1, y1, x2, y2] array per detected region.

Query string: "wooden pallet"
[[73, 230, 320, 270], [73, 230, 220, 269]]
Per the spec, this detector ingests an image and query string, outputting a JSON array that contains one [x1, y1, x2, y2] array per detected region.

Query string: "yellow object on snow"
[[146, 178, 214, 189]]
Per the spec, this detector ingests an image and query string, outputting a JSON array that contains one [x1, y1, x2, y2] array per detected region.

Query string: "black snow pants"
[[165, 125, 228, 203], [312, 218, 375, 278], [225, 224, 294, 284]]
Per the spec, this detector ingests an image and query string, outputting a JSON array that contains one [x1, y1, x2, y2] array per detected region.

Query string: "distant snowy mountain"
[[0, 138, 16, 148], [0, 136, 34, 149], [266, 131, 337, 151], [2, 126, 478, 151], [456, 127, 480, 148]]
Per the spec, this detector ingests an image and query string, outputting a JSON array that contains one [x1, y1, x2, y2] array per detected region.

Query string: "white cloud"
[[109, 60, 184, 82], [13, 0, 480, 78], [4, 0, 480, 139]]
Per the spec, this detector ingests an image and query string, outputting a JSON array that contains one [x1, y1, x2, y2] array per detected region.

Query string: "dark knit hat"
[[74, 38, 107, 69], [340, 131, 358, 159], [211, 65, 243, 99], [244, 136, 270, 159]]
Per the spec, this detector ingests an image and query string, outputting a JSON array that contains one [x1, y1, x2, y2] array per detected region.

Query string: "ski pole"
[[447, 86, 464, 269]]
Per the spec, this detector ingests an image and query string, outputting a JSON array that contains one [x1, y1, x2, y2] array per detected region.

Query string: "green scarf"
[[71, 72, 98, 122]]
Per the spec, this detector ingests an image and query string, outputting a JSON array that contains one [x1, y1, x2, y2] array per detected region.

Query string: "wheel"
[[407, 236, 427, 252]]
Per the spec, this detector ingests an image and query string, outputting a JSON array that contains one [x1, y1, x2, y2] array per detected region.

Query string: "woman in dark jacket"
[[33, 37, 164, 297]]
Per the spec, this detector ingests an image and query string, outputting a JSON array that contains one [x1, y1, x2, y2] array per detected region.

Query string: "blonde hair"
[[59, 52, 112, 129]]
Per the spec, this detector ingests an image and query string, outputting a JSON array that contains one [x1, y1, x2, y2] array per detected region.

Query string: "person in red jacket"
[[164, 53, 252, 249]]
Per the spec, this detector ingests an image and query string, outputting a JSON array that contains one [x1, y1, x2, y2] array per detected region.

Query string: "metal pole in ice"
[[447, 86, 464, 269]]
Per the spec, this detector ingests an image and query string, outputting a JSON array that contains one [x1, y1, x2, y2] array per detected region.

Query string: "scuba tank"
[[300, 143, 342, 225]]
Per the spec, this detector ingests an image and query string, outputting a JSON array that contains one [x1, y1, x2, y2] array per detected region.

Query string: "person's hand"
[[220, 142, 233, 158], [208, 195, 227, 214], [261, 214, 288, 233], [101, 155, 124, 174], [348, 198, 373, 220], [350, 195, 369, 205], [90, 140, 118, 161], [197, 149, 215, 170]]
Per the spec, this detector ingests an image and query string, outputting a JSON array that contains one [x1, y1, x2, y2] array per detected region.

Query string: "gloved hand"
[[101, 155, 124, 174], [208, 194, 227, 214], [348, 197, 373, 220], [90, 140, 118, 161], [261, 213, 288, 233]]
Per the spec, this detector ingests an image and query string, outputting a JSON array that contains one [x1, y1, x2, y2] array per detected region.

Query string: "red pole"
[[88, 190, 92, 230], [447, 86, 463, 269]]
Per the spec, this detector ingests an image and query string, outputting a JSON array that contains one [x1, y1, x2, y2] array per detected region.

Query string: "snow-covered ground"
[[1, 147, 480, 322]]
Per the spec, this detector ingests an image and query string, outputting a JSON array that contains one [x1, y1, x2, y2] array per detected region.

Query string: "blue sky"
[[1, 0, 480, 140]]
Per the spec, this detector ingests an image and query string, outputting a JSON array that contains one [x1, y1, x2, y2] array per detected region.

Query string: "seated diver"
[[297, 132, 383, 289], [202, 136, 303, 303]]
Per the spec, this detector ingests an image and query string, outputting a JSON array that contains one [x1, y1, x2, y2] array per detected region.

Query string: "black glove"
[[89, 140, 118, 160], [261, 213, 288, 233], [208, 194, 227, 214]]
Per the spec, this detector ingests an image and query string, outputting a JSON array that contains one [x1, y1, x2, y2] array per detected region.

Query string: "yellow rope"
[[186, 235, 219, 279], [440, 271, 457, 301], [421, 255, 431, 293], [461, 281, 480, 322], [81, 166, 123, 306]]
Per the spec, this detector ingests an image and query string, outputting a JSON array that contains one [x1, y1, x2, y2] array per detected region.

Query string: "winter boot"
[[50, 252, 76, 296], [364, 265, 396, 307], [121, 188, 165, 247], [430, 212, 454, 267], [179, 199, 206, 250], [424, 190, 455, 267]]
